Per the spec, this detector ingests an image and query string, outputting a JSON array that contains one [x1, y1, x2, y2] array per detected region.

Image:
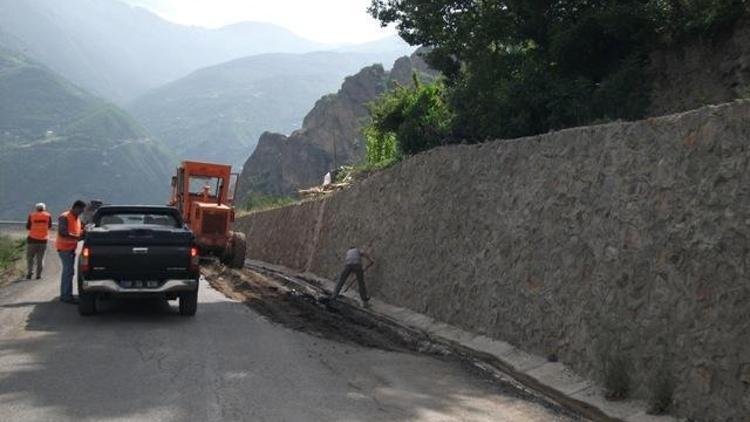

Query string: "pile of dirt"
[[206, 265, 428, 353]]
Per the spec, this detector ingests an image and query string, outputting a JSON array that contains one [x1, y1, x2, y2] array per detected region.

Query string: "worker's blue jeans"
[[58, 250, 76, 300]]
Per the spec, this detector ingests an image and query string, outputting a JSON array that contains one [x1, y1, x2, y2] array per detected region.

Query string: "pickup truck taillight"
[[80, 247, 91, 272], [189, 247, 200, 271]]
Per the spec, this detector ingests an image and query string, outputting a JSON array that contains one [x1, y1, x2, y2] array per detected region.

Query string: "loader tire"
[[228, 232, 247, 269]]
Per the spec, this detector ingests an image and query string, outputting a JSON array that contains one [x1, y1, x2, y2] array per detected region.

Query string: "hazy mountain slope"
[[128, 51, 411, 167], [0, 49, 95, 141], [336, 35, 411, 54], [0, 0, 329, 102], [0, 48, 173, 219]]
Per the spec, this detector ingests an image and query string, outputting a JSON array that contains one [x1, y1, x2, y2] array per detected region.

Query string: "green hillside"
[[0, 48, 174, 219], [63, 104, 148, 140], [0, 48, 95, 143], [128, 51, 410, 167]]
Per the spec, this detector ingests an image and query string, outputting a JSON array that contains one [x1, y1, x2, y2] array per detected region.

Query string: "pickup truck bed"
[[78, 206, 200, 316]]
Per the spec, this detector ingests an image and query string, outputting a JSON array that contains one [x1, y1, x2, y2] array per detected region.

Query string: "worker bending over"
[[331, 246, 374, 305]]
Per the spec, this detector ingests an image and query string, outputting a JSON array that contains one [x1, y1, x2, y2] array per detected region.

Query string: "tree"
[[369, 1, 747, 142], [365, 75, 453, 163]]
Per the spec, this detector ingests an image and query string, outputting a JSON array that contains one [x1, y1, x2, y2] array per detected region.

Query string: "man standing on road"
[[56, 200, 86, 304], [331, 246, 374, 305], [25, 203, 52, 280]]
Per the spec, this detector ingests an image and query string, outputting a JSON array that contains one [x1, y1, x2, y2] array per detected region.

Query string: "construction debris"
[[298, 183, 349, 200]]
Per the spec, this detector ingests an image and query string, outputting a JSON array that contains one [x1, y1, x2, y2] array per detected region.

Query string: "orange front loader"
[[169, 161, 247, 268]]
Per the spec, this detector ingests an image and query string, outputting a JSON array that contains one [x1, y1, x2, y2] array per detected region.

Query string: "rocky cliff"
[[128, 51, 415, 168], [237, 51, 433, 200]]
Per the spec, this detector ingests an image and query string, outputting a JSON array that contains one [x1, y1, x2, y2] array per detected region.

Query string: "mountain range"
[[0, 0, 409, 103], [0, 0, 415, 218], [0, 47, 174, 219], [128, 50, 412, 167]]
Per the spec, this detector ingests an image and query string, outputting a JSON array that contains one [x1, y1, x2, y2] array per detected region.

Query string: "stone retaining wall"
[[236, 101, 750, 421]]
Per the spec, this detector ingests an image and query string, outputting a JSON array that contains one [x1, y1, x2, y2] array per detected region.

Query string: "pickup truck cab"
[[78, 205, 200, 316]]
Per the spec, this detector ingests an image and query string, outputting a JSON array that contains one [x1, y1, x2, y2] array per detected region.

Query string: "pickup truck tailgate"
[[85, 226, 195, 279]]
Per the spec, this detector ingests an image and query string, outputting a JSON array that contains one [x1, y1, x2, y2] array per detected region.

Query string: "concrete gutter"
[[245, 259, 682, 422]]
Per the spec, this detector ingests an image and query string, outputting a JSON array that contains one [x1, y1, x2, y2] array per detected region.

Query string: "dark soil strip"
[[206, 265, 434, 353]]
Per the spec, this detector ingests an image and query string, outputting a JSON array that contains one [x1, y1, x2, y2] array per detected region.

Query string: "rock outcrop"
[[128, 51, 415, 168], [237, 51, 433, 200]]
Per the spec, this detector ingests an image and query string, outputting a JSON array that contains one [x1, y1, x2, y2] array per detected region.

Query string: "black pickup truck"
[[78, 205, 200, 316]]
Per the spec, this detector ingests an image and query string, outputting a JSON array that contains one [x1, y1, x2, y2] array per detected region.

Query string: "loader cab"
[[171, 162, 238, 212]]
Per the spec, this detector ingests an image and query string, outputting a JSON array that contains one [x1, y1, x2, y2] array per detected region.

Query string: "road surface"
[[0, 243, 579, 421]]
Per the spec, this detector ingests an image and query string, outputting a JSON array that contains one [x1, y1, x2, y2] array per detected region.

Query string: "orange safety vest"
[[28, 211, 52, 241], [55, 211, 81, 251]]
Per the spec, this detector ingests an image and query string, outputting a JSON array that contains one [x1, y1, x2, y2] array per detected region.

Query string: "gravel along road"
[[0, 244, 583, 421]]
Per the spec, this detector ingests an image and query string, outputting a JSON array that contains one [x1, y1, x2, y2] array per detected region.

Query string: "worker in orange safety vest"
[[25, 203, 52, 279], [56, 200, 86, 304]]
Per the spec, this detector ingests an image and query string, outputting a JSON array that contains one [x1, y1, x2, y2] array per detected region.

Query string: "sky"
[[122, 0, 397, 44]]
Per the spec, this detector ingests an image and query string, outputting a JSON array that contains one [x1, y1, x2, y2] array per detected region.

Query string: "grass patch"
[[238, 159, 400, 216], [335, 159, 400, 184], [240, 193, 298, 214], [0, 235, 24, 270], [0, 235, 25, 283]]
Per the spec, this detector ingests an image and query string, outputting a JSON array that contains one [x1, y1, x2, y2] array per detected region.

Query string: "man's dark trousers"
[[332, 264, 368, 301]]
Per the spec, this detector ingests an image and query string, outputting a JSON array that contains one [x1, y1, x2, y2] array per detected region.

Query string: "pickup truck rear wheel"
[[179, 291, 198, 316], [78, 292, 97, 316]]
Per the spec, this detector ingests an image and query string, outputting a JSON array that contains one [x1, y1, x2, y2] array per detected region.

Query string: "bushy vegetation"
[[364, 75, 452, 165], [657, 0, 749, 41], [368, 0, 748, 147], [241, 193, 297, 212]]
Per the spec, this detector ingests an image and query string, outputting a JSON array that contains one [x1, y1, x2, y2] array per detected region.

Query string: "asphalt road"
[[0, 243, 577, 422]]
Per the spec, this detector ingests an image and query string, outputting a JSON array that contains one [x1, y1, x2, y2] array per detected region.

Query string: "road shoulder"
[[242, 259, 681, 422]]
